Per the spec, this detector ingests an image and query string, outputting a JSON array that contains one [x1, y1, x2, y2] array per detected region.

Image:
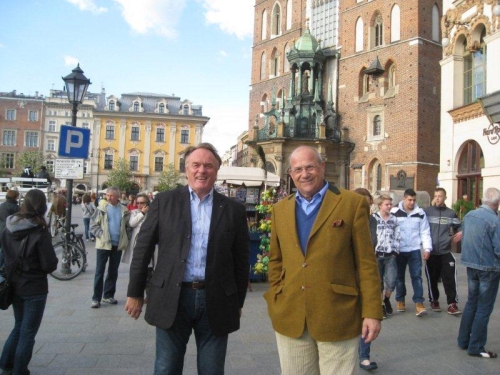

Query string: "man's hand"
[[453, 231, 462, 243], [361, 318, 381, 343], [423, 250, 431, 261], [125, 297, 144, 320]]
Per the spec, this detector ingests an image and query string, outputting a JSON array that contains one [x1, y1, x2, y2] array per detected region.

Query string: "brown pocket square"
[[332, 219, 344, 227]]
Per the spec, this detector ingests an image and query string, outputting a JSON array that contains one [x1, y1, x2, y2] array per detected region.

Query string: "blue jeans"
[[396, 250, 424, 303], [378, 254, 397, 293], [457, 268, 500, 354], [92, 247, 122, 302], [83, 218, 95, 240], [154, 288, 228, 375], [358, 336, 371, 362], [0, 293, 47, 375]]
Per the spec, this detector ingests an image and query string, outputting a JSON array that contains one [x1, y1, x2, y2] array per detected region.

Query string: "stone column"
[[143, 121, 152, 175], [169, 123, 177, 164], [119, 119, 126, 159]]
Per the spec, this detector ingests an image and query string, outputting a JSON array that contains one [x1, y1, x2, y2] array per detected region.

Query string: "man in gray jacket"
[[90, 187, 130, 308], [424, 188, 462, 315]]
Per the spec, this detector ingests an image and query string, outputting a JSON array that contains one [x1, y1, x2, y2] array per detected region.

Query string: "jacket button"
[[187, 235, 191, 239], [176, 282, 181, 287], [302, 262, 307, 268], [301, 286, 305, 291], [181, 259, 186, 263]]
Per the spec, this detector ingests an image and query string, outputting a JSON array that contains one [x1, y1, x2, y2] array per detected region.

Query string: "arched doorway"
[[456, 140, 484, 207]]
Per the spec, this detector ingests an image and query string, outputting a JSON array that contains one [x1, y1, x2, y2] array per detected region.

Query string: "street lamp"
[[62, 64, 91, 246]]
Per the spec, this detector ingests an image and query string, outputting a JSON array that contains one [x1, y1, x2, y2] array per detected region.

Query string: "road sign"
[[58, 125, 90, 159], [55, 159, 84, 179]]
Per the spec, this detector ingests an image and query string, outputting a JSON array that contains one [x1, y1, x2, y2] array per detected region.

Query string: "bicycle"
[[48, 212, 65, 238], [50, 218, 88, 281]]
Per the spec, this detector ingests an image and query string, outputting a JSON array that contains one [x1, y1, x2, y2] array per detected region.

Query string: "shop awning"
[[216, 167, 281, 187]]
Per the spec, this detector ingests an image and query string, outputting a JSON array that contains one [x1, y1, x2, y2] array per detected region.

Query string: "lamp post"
[[62, 64, 91, 247]]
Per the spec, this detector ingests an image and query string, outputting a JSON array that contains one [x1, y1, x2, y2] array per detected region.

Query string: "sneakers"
[[91, 300, 100, 308], [102, 297, 118, 305], [415, 302, 427, 316], [447, 303, 462, 315], [397, 301, 406, 312], [383, 297, 393, 315], [430, 300, 442, 312], [382, 305, 387, 319]]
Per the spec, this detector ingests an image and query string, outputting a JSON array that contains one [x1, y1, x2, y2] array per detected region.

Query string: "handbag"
[[0, 236, 29, 310]]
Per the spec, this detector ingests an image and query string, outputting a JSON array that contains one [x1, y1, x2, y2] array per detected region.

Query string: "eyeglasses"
[[288, 165, 319, 175], [136, 201, 147, 205]]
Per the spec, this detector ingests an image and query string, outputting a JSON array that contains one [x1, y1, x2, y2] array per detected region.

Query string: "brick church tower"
[[248, 0, 441, 194]]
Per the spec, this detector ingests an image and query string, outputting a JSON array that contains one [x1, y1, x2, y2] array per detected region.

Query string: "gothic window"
[[431, 4, 440, 42], [270, 48, 279, 77], [271, 3, 281, 37], [262, 10, 268, 40], [391, 5, 401, 42], [284, 44, 290, 72], [261, 52, 267, 80], [311, 0, 335, 48], [373, 115, 381, 137], [355, 17, 364, 52], [260, 94, 268, 116], [286, 0, 292, 30], [388, 65, 396, 88], [463, 28, 487, 105], [374, 15, 383, 47]]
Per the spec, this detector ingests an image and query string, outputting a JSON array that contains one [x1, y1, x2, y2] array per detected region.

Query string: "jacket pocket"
[[223, 282, 238, 296], [331, 283, 359, 296], [148, 276, 164, 288]]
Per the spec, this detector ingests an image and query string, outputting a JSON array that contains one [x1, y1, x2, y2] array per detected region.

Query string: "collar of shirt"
[[188, 187, 214, 205], [295, 181, 328, 214]]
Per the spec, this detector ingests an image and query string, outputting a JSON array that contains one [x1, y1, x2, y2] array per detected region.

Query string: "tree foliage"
[[106, 158, 132, 194], [156, 163, 182, 192], [15, 151, 46, 175]]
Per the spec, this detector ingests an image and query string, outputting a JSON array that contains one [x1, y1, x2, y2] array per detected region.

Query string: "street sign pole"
[[65, 102, 78, 245]]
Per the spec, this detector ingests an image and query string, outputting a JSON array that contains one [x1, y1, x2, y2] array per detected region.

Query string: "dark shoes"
[[91, 300, 100, 308], [360, 361, 378, 371], [382, 305, 387, 319], [102, 297, 117, 304], [447, 303, 462, 315], [430, 300, 442, 312], [468, 349, 497, 358], [383, 297, 393, 315]]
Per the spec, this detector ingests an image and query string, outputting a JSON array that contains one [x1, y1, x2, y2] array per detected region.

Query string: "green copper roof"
[[294, 29, 320, 52]]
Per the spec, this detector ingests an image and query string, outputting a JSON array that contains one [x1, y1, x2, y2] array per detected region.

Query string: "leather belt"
[[182, 281, 205, 289]]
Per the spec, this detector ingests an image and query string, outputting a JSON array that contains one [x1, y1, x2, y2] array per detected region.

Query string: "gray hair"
[[288, 146, 323, 166], [106, 186, 120, 196], [482, 187, 500, 206]]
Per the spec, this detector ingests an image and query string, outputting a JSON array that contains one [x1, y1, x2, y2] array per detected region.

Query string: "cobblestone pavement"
[[0, 208, 499, 374]]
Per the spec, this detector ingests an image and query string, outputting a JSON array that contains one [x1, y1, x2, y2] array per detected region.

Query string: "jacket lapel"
[[308, 185, 342, 241], [281, 196, 303, 256], [209, 191, 225, 241], [180, 187, 192, 234]]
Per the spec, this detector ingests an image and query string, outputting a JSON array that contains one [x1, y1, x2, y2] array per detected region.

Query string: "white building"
[[439, 0, 500, 207]]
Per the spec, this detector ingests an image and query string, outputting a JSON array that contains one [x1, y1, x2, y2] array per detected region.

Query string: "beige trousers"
[[275, 328, 358, 375]]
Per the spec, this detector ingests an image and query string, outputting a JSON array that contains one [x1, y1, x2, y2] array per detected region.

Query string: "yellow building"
[[92, 92, 209, 192]]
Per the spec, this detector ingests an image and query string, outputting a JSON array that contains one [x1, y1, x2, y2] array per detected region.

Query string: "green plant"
[[252, 187, 287, 275], [452, 199, 475, 221], [106, 158, 132, 193], [156, 163, 182, 192]]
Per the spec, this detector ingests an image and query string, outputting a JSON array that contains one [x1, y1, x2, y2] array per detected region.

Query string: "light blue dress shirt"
[[295, 181, 328, 214], [183, 187, 213, 282]]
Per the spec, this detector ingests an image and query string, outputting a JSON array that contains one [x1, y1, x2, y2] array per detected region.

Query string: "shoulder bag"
[[0, 236, 29, 310]]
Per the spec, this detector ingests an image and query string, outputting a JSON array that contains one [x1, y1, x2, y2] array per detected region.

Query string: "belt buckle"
[[192, 281, 203, 289]]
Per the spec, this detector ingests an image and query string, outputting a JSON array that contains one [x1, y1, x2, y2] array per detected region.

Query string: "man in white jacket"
[[390, 189, 432, 316]]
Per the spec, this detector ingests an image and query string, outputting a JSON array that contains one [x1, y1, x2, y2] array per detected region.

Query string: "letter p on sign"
[[58, 125, 90, 159]]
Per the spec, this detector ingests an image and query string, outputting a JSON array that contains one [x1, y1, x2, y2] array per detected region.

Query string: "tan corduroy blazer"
[[264, 184, 383, 342]]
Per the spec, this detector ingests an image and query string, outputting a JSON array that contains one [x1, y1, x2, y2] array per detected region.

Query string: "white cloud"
[[200, 0, 254, 39], [65, 0, 107, 14], [64, 56, 79, 67], [0, 43, 4, 48], [113, 0, 186, 39], [219, 50, 228, 57]]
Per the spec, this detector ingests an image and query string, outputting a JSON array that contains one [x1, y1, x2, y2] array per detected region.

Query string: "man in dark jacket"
[[36, 166, 52, 185], [424, 188, 462, 315]]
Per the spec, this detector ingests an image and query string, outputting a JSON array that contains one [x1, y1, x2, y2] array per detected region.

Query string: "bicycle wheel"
[[49, 213, 58, 238], [50, 242, 86, 280]]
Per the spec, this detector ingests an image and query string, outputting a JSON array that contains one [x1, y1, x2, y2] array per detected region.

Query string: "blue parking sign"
[[58, 125, 90, 159]]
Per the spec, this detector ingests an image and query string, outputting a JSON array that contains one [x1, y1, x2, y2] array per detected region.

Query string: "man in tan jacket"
[[264, 146, 382, 375]]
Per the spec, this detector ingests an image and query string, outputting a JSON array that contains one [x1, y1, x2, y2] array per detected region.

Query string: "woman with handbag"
[[0, 189, 58, 375]]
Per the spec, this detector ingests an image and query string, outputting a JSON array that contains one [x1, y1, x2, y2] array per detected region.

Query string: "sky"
[[0, 0, 254, 155]]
